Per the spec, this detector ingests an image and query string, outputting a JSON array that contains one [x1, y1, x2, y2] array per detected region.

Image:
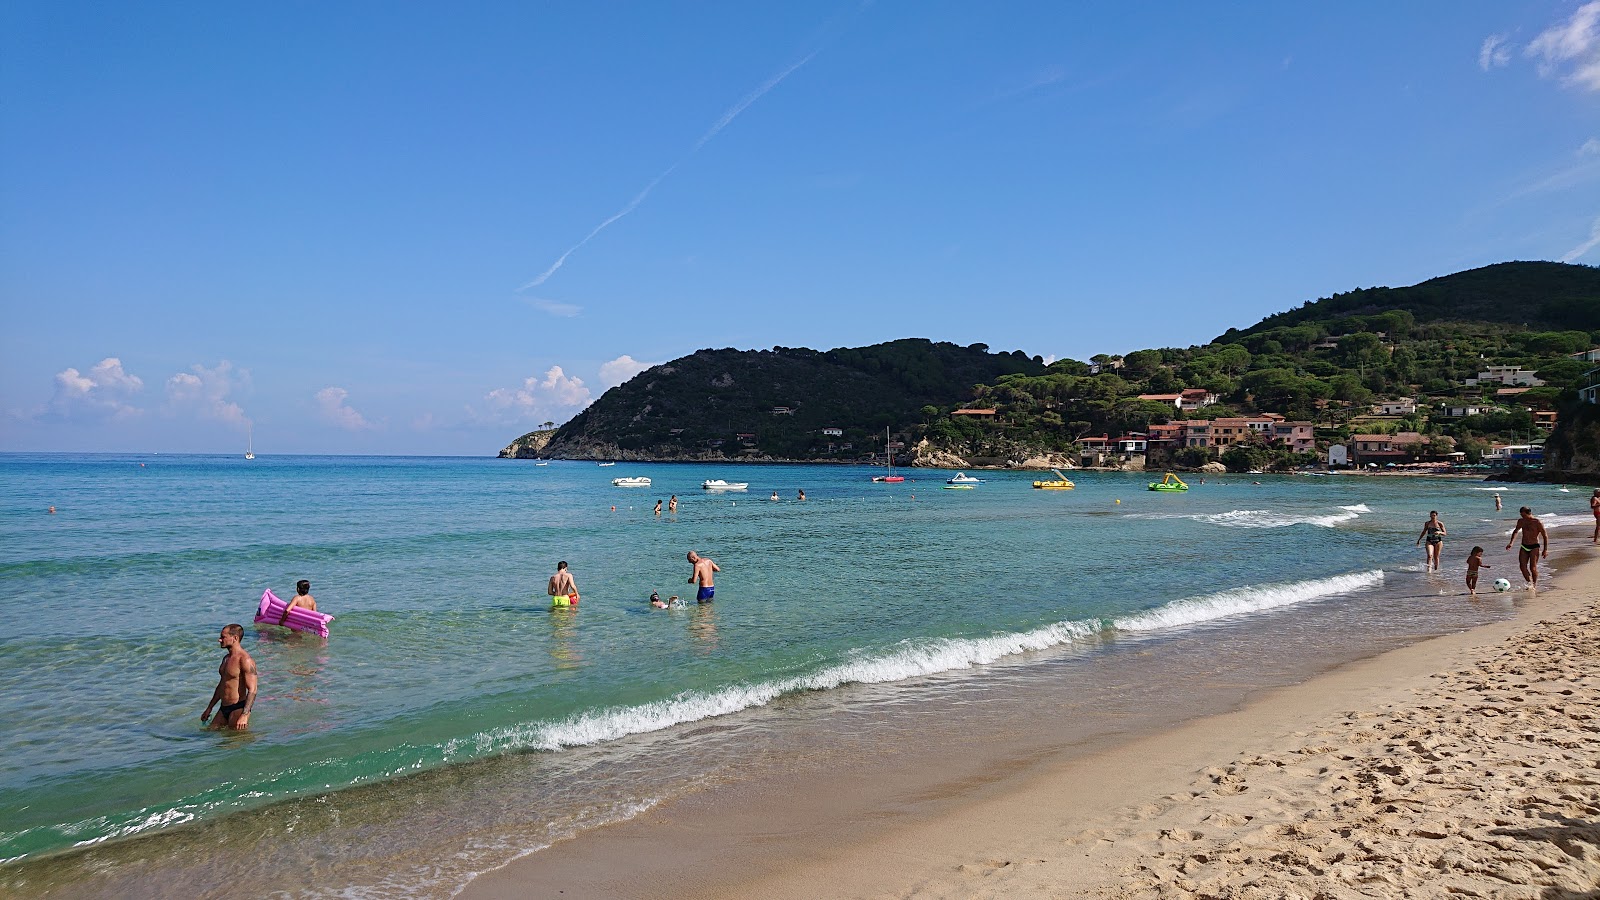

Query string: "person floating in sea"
[[1494, 492, 1503, 512], [201, 624, 257, 731], [667, 495, 678, 514], [650, 590, 666, 609], [280, 579, 317, 626], [1590, 489, 1600, 544], [1505, 507, 1548, 589], [771, 490, 780, 502], [548, 560, 579, 607], [47, 506, 55, 514], [1465, 546, 1490, 597], [686, 550, 720, 603], [654, 499, 662, 516], [796, 489, 805, 501], [1416, 511, 1446, 572]]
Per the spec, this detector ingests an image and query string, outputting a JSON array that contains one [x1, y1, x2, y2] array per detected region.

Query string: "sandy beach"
[[463, 549, 1600, 900]]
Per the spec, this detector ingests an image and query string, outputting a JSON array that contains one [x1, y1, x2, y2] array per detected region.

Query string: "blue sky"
[[3, 1, 1597, 455]]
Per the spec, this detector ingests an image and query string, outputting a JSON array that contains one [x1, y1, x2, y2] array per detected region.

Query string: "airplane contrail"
[[518, 51, 819, 293]]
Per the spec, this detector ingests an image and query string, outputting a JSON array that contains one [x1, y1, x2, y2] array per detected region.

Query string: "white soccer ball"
[[1493, 578, 1511, 592]]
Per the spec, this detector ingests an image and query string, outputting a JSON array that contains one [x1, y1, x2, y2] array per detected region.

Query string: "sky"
[[2, 1, 1597, 455]]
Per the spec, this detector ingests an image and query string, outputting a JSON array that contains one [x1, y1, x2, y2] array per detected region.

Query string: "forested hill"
[[536, 339, 1044, 459], [1222, 261, 1600, 339]]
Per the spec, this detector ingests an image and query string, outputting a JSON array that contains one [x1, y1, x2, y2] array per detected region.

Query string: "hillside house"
[[770, 406, 795, 416], [1495, 387, 1532, 401], [1185, 421, 1212, 448], [1373, 399, 1418, 416], [1271, 421, 1315, 452], [950, 408, 997, 418], [1533, 410, 1558, 428], [821, 427, 843, 437], [1569, 349, 1600, 363], [1136, 393, 1183, 409], [1466, 366, 1544, 387], [1145, 423, 1184, 450], [1115, 434, 1148, 453], [1328, 444, 1349, 467], [1179, 389, 1219, 411], [1581, 368, 1600, 404], [1440, 403, 1495, 418]]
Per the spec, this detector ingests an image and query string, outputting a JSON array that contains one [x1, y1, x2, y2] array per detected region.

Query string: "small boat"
[[1148, 472, 1189, 492], [946, 472, 983, 485], [597, 462, 616, 467], [535, 462, 549, 466], [245, 425, 254, 460], [702, 479, 748, 492], [612, 476, 651, 487], [943, 483, 975, 490], [1032, 468, 1075, 490]]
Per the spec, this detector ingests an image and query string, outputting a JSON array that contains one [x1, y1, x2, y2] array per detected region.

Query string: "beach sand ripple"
[[1045, 607, 1600, 899]]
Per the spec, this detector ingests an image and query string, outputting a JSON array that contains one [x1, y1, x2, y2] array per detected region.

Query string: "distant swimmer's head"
[[296, 579, 310, 595]]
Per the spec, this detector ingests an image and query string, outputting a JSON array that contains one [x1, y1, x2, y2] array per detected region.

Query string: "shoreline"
[[462, 548, 1600, 899]]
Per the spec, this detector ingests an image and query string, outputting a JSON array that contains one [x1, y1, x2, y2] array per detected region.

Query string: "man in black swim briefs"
[[1505, 506, 1548, 589], [202, 623, 257, 730]]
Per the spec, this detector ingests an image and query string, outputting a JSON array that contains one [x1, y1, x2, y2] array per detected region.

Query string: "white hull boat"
[[612, 476, 651, 487], [702, 479, 748, 492]]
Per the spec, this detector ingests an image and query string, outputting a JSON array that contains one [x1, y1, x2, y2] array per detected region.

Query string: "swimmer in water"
[[650, 591, 666, 609]]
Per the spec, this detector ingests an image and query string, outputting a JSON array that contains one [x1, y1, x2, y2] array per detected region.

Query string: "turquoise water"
[[0, 454, 1590, 895]]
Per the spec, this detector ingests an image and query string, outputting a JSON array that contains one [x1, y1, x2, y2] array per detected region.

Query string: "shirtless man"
[[686, 550, 720, 603], [280, 579, 316, 625], [667, 495, 678, 514], [1505, 506, 1548, 588], [547, 560, 578, 606], [201, 624, 257, 730]]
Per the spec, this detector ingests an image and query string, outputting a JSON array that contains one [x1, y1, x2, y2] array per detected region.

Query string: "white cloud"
[[475, 366, 593, 425], [1527, 1, 1600, 91], [598, 354, 660, 388], [526, 297, 582, 317], [1561, 216, 1600, 262], [315, 387, 375, 431], [1582, 138, 1600, 156], [165, 361, 249, 425], [45, 357, 145, 420], [1479, 34, 1512, 70]]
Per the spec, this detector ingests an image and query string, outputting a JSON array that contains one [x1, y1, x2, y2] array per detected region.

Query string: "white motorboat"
[[612, 476, 651, 487], [701, 479, 749, 492], [598, 462, 616, 467], [946, 472, 983, 485]]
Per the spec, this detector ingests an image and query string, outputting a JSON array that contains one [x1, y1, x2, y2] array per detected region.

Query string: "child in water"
[[1466, 546, 1490, 597], [650, 591, 667, 609]]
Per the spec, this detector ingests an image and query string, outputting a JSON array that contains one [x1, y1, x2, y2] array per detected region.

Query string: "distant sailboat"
[[245, 426, 254, 460], [872, 427, 904, 483]]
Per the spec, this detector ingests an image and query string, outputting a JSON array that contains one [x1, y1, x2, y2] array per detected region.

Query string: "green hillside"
[[537, 339, 1043, 459], [509, 261, 1600, 468]]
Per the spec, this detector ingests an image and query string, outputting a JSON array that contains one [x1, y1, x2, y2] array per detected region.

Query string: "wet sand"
[[462, 550, 1600, 899]]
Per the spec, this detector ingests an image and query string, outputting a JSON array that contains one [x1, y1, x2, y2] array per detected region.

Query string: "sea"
[[1, 453, 1593, 898]]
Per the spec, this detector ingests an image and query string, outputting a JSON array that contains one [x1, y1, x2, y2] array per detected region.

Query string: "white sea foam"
[[1540, 513, 1594, 530], [1132, 504, 1369, 529], [1112, 570, 1385, 633]]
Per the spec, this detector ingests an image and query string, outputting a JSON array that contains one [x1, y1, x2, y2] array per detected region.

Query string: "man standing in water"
[[201, 624, 257, 730], [548, 560, 579, 607], [1505, 507, 1548, 588], [1415, 511, 1446, 572], [667, 495, 678, 514], [686, 550, 720, 603]]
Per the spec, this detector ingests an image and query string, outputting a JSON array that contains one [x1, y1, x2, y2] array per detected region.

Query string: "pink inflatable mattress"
[[254, 589, 334, 637]]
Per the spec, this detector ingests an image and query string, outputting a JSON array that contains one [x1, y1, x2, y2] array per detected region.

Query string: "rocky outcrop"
[[1017, 453, 1077, 470], [1539, 402, 1600, 483], [497, 430, 555, 459], [911, 440, 969, 469], [1200, 461, 1228, 474]]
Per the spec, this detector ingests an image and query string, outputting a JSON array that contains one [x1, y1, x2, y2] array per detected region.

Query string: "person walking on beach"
[[1465, 546, 1490, 597], [201, 624, 257, 731], [686, 550, 720, 603], [1416, 511, 1446, 572], [548, 560, 579, 607], [667, 495, 678, 514], [279, 579, 317, 626], [1506, 507, 1548, 589], [1590, 489, 1600, 543]]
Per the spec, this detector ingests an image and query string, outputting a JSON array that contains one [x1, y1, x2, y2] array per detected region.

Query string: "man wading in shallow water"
[[201, 624, 257, 730], [1506, 506, 1548, 589], [686, 550, 720, 603]]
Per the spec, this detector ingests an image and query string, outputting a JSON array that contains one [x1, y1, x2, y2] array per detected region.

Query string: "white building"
[[1327, 444, 1349, 467], [1373, 399, 1418, 416], [1465, 366, 1544, 387]]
